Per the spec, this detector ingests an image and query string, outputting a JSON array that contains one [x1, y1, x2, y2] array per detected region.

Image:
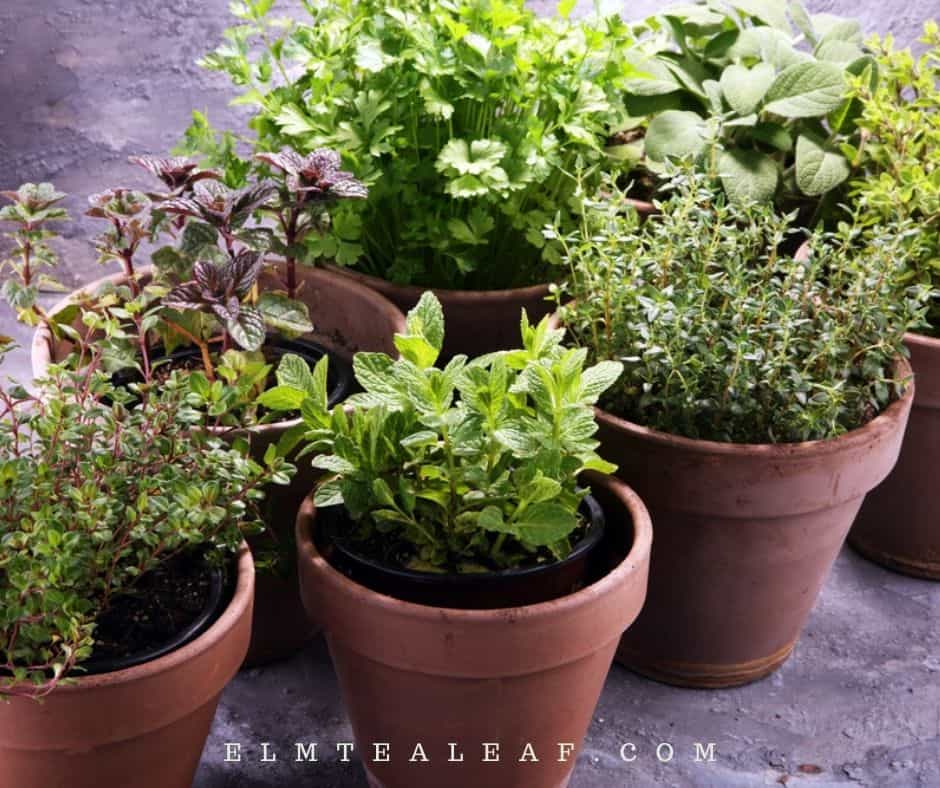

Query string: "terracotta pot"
[[325, 264, 553, 359], [850, 333, 940, 579], [31, 263, 408, 667], [296, 471, 652, 788], [594, 369, 913, 688], [0, 545, 254, 788]]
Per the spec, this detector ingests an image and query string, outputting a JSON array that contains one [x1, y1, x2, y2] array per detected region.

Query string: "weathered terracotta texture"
[[850, 334, 940, 579], [0, 545, 254, 788], [597, 371, 913, 688], [325, 264, 554, 359], [296, 472, 652, 788], [31, 263, 407, 666]]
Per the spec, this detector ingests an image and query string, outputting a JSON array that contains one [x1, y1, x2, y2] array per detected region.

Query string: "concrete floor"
[[1, 1, 938, 786]]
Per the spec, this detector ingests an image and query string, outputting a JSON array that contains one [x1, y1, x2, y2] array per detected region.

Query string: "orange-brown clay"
[[325, 264, 554, 359], [296, 472, 652, 788], [850, 334, 940, 579], [596, 367, 914, 688], [0, 545, 254, 788]]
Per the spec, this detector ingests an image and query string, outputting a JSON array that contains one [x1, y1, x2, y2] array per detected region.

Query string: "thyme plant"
[[0, 356, 292, 699], [263, 293, 622, 572], [556, 171, 929, 443]]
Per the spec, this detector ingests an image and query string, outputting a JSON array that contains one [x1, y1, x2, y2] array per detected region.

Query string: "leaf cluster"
[[555, 170, 929, 443], [264, 292, 622, 572], [0, 367, 292, 698], [626, 1, 876, 212], [846, 22, 940, 334], [191, 0, 640, 289]]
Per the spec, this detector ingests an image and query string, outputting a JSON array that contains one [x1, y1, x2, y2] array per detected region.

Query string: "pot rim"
[[297, 473, 652, 621], [904, 330, 940, 351], [324, 262, 552, 300], [42, 544, 254, 694], [595, 356, 914, 458]]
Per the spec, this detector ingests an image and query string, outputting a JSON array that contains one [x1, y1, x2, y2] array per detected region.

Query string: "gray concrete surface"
[[1, 1, 938, 786]]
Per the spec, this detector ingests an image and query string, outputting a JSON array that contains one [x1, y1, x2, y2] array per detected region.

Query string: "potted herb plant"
[[0, 344, 289, 788], [269, 293, 651, 788], [843, 22, 940, 580], [0, 155, 407, 666], [184, 0, 646, 358], [624, 4, 875, 225], [553, 172, 926, 687]]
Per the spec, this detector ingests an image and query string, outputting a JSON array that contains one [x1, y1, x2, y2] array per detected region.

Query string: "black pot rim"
[[115, 334, 354, 409], [324, 494, 605, 588], [79, 560, 227, 676]]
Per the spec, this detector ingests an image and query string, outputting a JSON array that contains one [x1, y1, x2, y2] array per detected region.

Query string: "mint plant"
[[186, 0, 640, 290], [626, 2, 876, 214], [555, 170, 929, 443], [0, 359, 292, 699], [263, 292, 622, 572], [845, 22, 940, 334]]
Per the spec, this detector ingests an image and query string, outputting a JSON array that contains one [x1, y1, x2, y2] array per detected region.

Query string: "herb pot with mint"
[[273, 293, 652, 788], [555, 171, 926, 688], [843, 26, 940, 579], [187, 0, 646, 358], [2, 155, 406, 667], [0, 360, 286, 788]]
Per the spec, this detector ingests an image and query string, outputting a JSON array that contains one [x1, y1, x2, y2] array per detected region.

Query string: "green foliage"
[[0, 367, 291, 698], [626, 2, 876, 212], [264, 292, 621, 571], [847, 22, 940, 335], [190, 0, 640, 289], [555, 170, 929, 443]]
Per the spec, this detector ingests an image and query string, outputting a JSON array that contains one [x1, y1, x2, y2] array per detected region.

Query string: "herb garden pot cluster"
[[296, 473, 652, 788], [850, 334, 940, 579]]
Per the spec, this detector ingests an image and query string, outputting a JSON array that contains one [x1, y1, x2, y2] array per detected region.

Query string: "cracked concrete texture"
[[1, 1, 939, 786]]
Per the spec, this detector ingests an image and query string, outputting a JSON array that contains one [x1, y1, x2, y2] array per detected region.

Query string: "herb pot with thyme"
[[0, 356, 288, 788], [555, 172, 926, 688], [1, 155, 407, 666], [842, 24, 940, 579], [272, 293, 651, 788]]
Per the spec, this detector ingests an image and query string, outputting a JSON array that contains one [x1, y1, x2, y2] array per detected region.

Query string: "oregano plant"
[[262, 292, 622, 572]]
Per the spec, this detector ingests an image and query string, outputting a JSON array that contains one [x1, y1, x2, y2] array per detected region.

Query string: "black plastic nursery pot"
[[0, 546, 255, 788], [316, 496, 607, 609]]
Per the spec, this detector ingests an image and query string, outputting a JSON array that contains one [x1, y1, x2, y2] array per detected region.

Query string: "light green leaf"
[[728, 0, 792, 31], [256, 385, 306, 411], [718, 148, 779, 203], [394, 334, 439, 369], [419, 79, 454, 120], [644, 111, 708, 162], [720, 63, 776, 116], [762, 62, 846, 118], [479, 505, 513, 534], [815, 39, 863, 64], [256, 292, 314, 336], [557, 0, 576, 19], [795, 134, 850, 196], [228, 306, 266, 351], [727, 27, 808, 70], [514, 502, 578, 546], [275, 353, 316, 396], [405, 291, 445, 354], [580, 361, 623, 403], [274, 105, 317, 137]]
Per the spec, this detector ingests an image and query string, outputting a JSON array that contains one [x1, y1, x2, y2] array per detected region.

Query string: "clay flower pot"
[[0, 545, 254, 788], [850, 333, 940, 579], [325, 264, 552, 359], [296, 472, 652, 788], [595, 369, 913, 688], [32, 263, 407, 667]]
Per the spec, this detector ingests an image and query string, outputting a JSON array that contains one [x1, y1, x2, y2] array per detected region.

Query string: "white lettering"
[[336, 742, 354, 762], [558, 742, 575, 762], [519, 742, 539, 763], [224, 742, 242, 762], [448, 742, 465, 762], [295, 742, 318, 762], [694, 742, 717, 762], [656, 743, 674, 763], [260, 743, 277, 762], [482, 742, 500, 762], [620, 743, 637, 762], [373, 743, 391, 763], [410, 743, 429, 763]]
